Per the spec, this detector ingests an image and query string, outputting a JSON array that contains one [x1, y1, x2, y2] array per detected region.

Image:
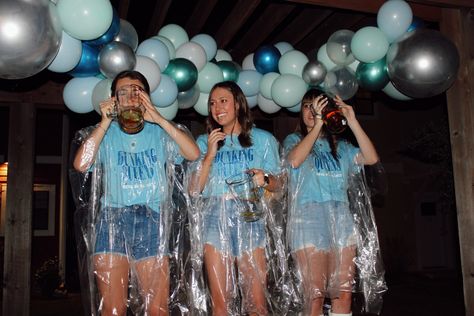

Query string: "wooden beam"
[[440, 7, 474, 316], [185, 0, 219, 37], [3, 103, 36, 316], [270, 7, 333, 46], [411, 0, 474, 8], [214, 0, 262, 48], [231, 2, 297, 61], [146, 0, 173, 38], [286, 0, 441, 21]]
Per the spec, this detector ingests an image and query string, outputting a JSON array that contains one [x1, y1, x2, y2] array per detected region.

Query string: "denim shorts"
[[94, 204, 162, 260], [202, 197, 266, 257], [289, 201, 356, 252]]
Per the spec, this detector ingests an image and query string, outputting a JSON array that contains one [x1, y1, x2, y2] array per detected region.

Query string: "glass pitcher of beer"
[[108, 84, 145, 134], [226, 172, 264, 222]]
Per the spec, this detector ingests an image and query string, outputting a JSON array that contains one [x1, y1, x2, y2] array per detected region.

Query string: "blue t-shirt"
[[283, 133, 360, 204], [95, 121, 180, 212], [196, 128, 280, 197]]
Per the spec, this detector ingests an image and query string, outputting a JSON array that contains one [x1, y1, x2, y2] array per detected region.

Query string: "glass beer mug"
[[108, 84, 145, 134], [226, 172, 263, 222], [313, 95, 347, 134]]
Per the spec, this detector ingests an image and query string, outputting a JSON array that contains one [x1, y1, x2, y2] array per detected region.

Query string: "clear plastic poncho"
[[282, 134, 387, 315], [69, 121, 194, 315], [185, 129, 297, 315]]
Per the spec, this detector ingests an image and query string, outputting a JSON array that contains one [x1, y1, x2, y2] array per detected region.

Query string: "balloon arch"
[[0, 0, 460, 120]]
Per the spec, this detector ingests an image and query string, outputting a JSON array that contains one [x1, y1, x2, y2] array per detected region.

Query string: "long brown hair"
[[206, 81, 253, 148], [299, 89, 339, 160]]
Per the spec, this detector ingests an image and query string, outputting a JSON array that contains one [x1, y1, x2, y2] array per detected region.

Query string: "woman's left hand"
[[334, 95, 356, 123], [139, 90, 163, 123]]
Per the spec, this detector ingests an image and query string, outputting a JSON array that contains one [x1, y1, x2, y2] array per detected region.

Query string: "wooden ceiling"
[[111, 0, 472, 64]]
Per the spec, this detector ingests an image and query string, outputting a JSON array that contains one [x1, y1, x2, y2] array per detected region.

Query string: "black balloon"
[[386, 29, 459, 98]]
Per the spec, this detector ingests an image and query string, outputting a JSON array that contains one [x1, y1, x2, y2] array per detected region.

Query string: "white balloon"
[[92, 78, 112, 114], [215, 49, 232, 62], [158, 24, 189, 50], [48, 31, 82, 73], [134, 55, 161, 92], [242, 53, 256, 70], [246, 94, 258, 109], [259, 72, 279, 99], [176, 41, 207, 71], [257, 94, 281, 114], [274, 41, 294, 55], [191, 33, 217, 61], [317, 44, 337, 71]]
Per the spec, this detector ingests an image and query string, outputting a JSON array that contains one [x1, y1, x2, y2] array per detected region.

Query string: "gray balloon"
[[114, 19, 139, 51], [324, 65, 358, 100], [302, 60, 327, 86], [386, 29, 460, 98], [177, 84, 200, 109], [0, 0, 61, 79], [99, 41, 137, 79]]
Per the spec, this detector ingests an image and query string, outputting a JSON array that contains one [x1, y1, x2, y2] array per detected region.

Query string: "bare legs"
[[204, 244, 268, 315], [294, 246, 356, 315], [94, 254, 169, 316]]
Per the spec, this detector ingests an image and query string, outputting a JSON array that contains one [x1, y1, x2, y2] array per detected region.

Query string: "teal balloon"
[[356, 58, 389, 91], [164, 58, 198, 92], [216, 60, 240, 82]]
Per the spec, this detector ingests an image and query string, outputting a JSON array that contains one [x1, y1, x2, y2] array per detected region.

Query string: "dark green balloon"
[[163, 58, 198, 92], [216, 60, 240, 82], [356, 58, 389, 91]]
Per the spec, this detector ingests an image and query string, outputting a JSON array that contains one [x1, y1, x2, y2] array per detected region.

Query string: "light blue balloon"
[[158, 24, 189, 50], [274, 41, 294, 55], [91, 78, 112, 114], [246, 94, 258, 109], [156, 100, 178, 120], [194, 92, 210, 116], [259, 72, 279, 99], [57, 0, 113, 41], [237, 70, 263, 97], [257, 93, 281, 114], [137, 38, 170, 71], [317, 44, 337, 72], [197, 62, 224, 93], [215, 49, 232, 62], [286, 102, 302, 113], [150, 74, 178, 108], [48, 31, 82, 73], [63, 76, 101, 113], [278, 50, 309, 76], [377, 0, 413, 43], [191, 33, 217, 61], [271, 74, 307, 108], [382, 81, 412, 100], [152, 35, 176, 59], [351, 26, 389, 63]]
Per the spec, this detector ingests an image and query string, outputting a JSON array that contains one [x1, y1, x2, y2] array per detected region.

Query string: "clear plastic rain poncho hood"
[[185, 128, 298, 315], [70, 121, 194, 315], [282, 133, 387, 315]]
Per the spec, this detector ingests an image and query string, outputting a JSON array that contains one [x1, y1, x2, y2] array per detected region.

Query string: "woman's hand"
[[312, 95, 328, 118], [206, 128, 226, 159], [99, 97, 116, 123], [139, 90, 163, 123], [247, 168, 267, 188], [334, 95, 356, 123]]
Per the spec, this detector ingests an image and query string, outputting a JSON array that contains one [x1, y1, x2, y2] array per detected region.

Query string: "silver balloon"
[[114, 19, 139, 51], [98, 41, 137, 79], [177, 84, 200, 109], [0, 0, 61, 79], [302, 60, 327, 86], [324, 65, 358, 100], [386, 29, 460, 98]]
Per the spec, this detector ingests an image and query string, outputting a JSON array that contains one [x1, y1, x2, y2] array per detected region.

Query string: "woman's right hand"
[[99, 97, 116, 123], [206, 128, 226, 158]]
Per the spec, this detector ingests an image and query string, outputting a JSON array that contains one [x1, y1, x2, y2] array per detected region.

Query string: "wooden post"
[[440, 8, 474, 316], [2, 103, 36, 316]]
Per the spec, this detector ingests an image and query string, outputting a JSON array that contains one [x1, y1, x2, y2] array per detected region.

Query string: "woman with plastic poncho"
[[283, 89, 386, 316], [72, 70, 200, 316], [189, 81, 281, 315]]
